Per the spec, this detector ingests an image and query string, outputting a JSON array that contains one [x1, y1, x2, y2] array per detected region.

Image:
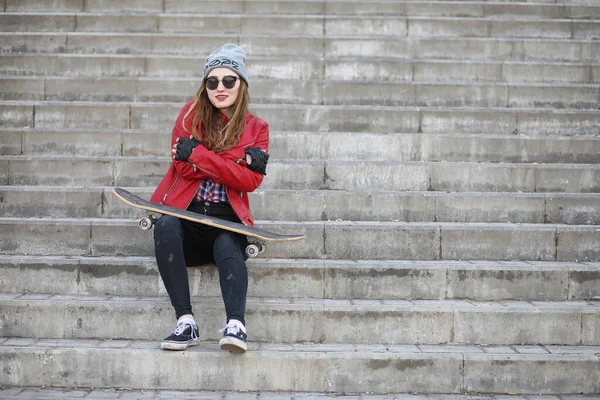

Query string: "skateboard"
[[112, 187, 305, 258]]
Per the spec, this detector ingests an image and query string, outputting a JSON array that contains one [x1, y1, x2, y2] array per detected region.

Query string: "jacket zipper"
[[227, 187, 248, 226], [191, 163, 220, 179], [162, 176, 180, 203]]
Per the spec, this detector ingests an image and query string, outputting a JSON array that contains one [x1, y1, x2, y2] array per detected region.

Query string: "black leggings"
[[153, 200, 248, 325]]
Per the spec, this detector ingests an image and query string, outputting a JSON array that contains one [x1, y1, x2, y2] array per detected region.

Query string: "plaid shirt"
[[195, 180, 228, 203]]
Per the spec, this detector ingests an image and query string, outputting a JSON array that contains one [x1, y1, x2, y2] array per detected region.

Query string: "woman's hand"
[[244, 147, 269, 175], [173, 136, 201, 162]]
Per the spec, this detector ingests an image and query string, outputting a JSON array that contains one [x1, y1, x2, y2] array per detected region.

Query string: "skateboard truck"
[[139, 215, 158, 231], [244, 242, 266, 258], [138, 214, 266, 258]]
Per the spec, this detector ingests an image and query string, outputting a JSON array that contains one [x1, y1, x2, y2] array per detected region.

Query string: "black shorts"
[[180, 200, 248, 266]]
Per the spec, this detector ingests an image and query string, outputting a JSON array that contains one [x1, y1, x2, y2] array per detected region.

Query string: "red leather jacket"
[[150, 100, 270, 227]]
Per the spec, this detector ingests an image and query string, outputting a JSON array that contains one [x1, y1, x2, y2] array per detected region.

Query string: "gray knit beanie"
[[202, 44, 248, 86]]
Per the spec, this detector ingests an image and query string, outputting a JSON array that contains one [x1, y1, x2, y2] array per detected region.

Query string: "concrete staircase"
[[1, 0, 600, 397]]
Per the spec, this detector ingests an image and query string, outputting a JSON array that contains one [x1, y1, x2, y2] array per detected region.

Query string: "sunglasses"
[[205, 75, 238, 90]]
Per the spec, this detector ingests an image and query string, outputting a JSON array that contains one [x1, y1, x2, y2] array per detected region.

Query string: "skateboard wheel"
[[139, 216, 154, 231], [245, 244, 259, 258], [258, 244, 266, 254]]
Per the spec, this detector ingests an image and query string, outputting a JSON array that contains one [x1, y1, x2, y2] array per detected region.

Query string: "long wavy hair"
[[181, 79, 249, 152]]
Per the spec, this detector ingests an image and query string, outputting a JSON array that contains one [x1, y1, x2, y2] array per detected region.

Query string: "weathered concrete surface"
[[0, 102, 34, 128], [2, 186, 600, 226], [2, 295, 599, 345], [3, 54, 598, 83], [445, 262, 571, 301], [5, 13, 599, 38], [570, 263, 600, 301], [0, 77, 44, 101], [0, 160, 8, 185], [12, 128, 600, 164], [4, 386, 533, 400], [3, 256, 599, 301], [5, 156, 600, 193], [557, 226, 600, 262], [13, 77, 600, 109], [7, 0, 596, 18], [1, 340, 599, 393], [0, 130, 21, 155], [0, 341, 463, 392], [0, 219, 92, 257], [2, 219, 599, 261], [440, 224, 556, 261], [4, 32, 598, 62], [463, 353, 600, 394], [546, 194, 600, 225]]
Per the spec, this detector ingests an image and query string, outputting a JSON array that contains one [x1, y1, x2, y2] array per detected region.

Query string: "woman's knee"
[[154, 215, 181, 241], [213, 233, 245, 259]]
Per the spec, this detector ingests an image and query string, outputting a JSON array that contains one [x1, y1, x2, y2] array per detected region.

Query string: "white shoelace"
[[219, 321, 242, 335], [174, 322, 199, 340]]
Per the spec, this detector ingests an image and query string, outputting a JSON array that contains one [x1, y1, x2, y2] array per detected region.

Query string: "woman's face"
[[205, 67, 241, 118]]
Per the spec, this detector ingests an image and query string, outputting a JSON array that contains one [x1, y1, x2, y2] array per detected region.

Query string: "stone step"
[[3, 75, 599, 109], [1, 293, 599, 346], [3, 54, 598, 85], [1, 218, 598, 261], [10, 389, 597, 400], [4, 0, 600, 18], [265, 132, 600, 164], [1, 339, 599, 394], [0, 388, 440, 400], [3, 101, 600, 135], [2, 33, 599, 63], [2, 185, 600, 225], [2, 255, 599, 301], [409, 0, 600, 4], [2, 13, 599, 39], [2, 156, 600, 193], [417, 0, 598, 3], [3, 128, 600, 164]]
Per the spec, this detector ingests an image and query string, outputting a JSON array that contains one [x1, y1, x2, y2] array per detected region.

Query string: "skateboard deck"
[[112, 187, 305, 243]]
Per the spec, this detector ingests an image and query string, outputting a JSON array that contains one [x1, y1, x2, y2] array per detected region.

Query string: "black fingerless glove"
[[244, 147, 269, 175], [174, 137, 201, 162]]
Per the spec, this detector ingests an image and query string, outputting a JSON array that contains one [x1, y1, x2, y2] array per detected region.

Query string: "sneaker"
[[219, 319, 247, 353], [161, 320, 200, 351]]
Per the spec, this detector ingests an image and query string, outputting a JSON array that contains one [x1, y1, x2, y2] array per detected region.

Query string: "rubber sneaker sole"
[[219, 336, 247, 353], [161, 339, 200, 351]]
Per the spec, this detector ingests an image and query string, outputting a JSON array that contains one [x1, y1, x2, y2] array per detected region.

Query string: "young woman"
[[150, 44, 269, 353]]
